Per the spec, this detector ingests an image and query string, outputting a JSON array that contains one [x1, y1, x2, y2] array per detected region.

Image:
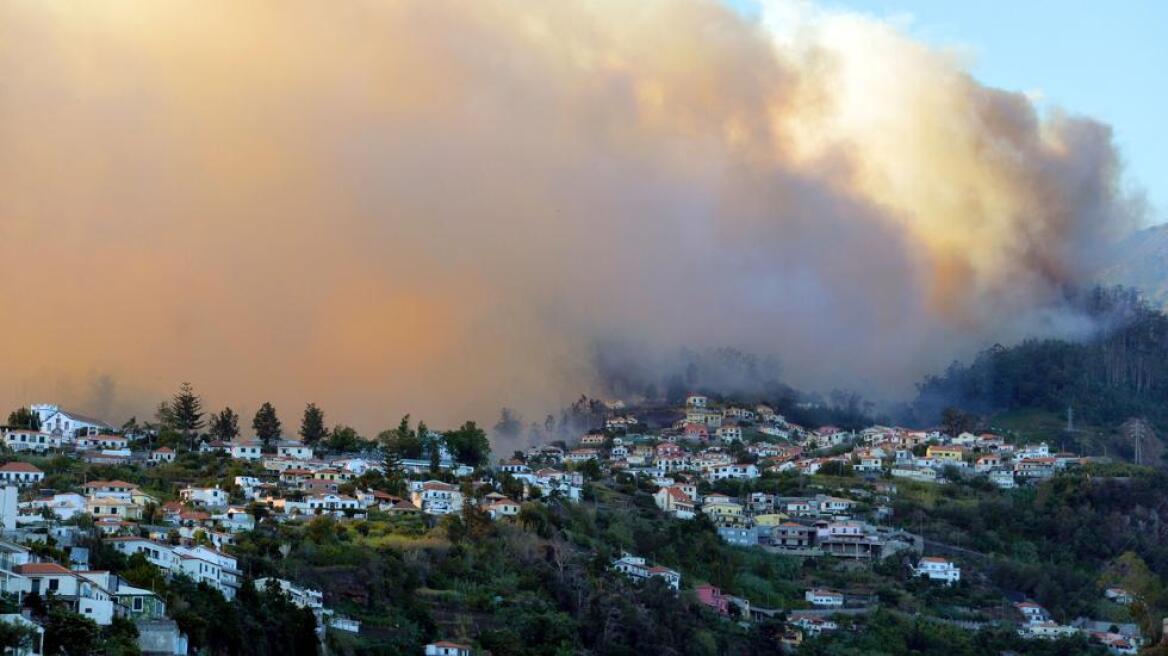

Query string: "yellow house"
[[753, 513, 790, 526], [926, 445, 967, 462], [86, 498, 143, 521], [703, 502, 744, 526]]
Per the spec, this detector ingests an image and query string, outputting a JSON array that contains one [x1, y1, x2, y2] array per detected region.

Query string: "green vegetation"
[[915, 286, 1168, 438]]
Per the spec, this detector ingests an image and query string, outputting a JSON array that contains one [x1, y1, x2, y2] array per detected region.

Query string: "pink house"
[[696, 584, 729, 615], [683, 423, 710, 442]]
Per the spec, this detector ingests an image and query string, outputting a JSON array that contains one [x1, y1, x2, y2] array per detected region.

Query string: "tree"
[[445, 421, 491, 467], [6, 407, 40, 430], [419, 421, 442, 473], [154, 401, 175, 431], [494, 407, 523, 442], [209, 407, 240, 441], [0, 617, 38, 653], [170, 382, 205, 449], [43, 607, 100, 656], [299, 403, 327, 447], [381, 444, 406, 497], [120, 416, 141, 438], [326, 425, 366, 453], [252, 402, 282, 448], [940, 407, 977, 438], [378, 415, 422, 459]]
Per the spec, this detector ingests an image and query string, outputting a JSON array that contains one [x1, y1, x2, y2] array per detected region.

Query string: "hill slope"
[[1099, 223, 1168, 308]]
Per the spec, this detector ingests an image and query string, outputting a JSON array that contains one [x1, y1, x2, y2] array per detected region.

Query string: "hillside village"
[[0, 394, 1155, 656]]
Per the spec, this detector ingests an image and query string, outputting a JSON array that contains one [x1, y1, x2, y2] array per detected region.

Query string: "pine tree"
[[6, 407, 40, 430], [170, 382, 205, 450], [252, 402, 282, 449], [299, 403, 327, 447], [380, 436, 406, 496], [419, 421, 441, 473], [210, 408, 240, 441]]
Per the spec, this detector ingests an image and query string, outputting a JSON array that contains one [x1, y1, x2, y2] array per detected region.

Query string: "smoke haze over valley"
[[0, 0, 1146, 432]]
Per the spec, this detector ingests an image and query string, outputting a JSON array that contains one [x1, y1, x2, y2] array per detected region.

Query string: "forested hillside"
[[1099, 224, 1168, 310], [913, 287, 1168, 443]]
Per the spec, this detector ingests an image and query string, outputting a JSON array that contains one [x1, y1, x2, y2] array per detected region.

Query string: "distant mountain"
[[1098, 223, 1168, 308]]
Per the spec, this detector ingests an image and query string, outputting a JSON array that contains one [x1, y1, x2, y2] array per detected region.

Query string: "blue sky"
[[734, 1, 1167, 225]]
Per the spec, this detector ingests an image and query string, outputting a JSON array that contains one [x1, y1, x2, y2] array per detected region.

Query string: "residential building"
[[230, 440, 264, 461], [804, 588, 844, 607], [180, 486, 229, 509], [32, 404, 112, 437], [0, 462, 43, 487], [705, 463, 758, 482], [410, 481, 464, 515], [276, 440, 315, 460], [611, 554, 681, 590], [696, 584, 730, 615], [913, 557, 960, 584], [425, 642, 472, 656], [150, 447, 176, 464]]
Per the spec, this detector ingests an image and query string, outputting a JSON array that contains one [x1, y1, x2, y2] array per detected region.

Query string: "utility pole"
[[1066, 406, 1074, 433]]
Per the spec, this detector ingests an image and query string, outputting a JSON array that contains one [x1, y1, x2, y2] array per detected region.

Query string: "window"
[[133, 597, 143, 611], [48, 579, 59, 592]]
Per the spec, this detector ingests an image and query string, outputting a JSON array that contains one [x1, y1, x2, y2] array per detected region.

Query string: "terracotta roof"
[[0, 461, 42, 473], [84, 480, 137, 489], [16, 562, 73, 575]]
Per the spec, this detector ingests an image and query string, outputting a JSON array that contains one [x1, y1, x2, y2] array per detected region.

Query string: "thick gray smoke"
[[0, 0, 1141, 433]]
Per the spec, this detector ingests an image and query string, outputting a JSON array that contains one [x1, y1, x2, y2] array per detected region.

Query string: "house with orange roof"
[[425, 641, 473, 656], [0, 461, 43, 487], [16, 562, 117, 624], [653, 485, 696, 519], [150, 446, 176, 464], [913, 556, 960, 584]]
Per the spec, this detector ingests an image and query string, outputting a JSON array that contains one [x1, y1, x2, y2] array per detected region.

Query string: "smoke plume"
[[0, 0, 1140, 432]]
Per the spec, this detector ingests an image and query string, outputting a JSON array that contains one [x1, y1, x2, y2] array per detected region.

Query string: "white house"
[[1105, 587, 1136, 605], [409, 481, 464, 515], [180, 486, 230, 509], [989, 469, 1016, 489], [31, 404, 112, 437], [276, 440, 315, 460], [230, 440, 264, 461], [611, 554, 681, 590], [83, 480, 138, 501], [914, 557, 960, 584], [21, 492, 87, 522], [1014, 601, 1049, 624], [685, 394, 708, 408], [0, 462, 43, 488], [287, 493, 362, 516], [804, 588, 844, 607], [150, 447, 177, 464], [254, 577, 324, 610], [15, 562, 116, 625], [106, 538, 240, 600], [174, 545, 241, 600], [716, 425, 743, 443], [2, 430, 62, 453], [705, 463, 758, 482], [425, 642, 472, 656]]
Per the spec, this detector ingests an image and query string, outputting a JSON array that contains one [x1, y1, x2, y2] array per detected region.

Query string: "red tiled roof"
[[84, 480, 137, 489], [0, 461, 42, 473], [16, 562, 72, 575]]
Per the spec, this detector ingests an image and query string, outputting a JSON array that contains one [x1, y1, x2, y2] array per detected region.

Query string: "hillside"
[[1099, 223, 1168, 309]]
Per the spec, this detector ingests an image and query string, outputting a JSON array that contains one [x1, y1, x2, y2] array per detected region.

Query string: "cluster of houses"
[[0, 397, 1130, 655], [560, 395, 1087, 495], [1013, 600, 1142, 654], [0, 537, 184, 655]]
